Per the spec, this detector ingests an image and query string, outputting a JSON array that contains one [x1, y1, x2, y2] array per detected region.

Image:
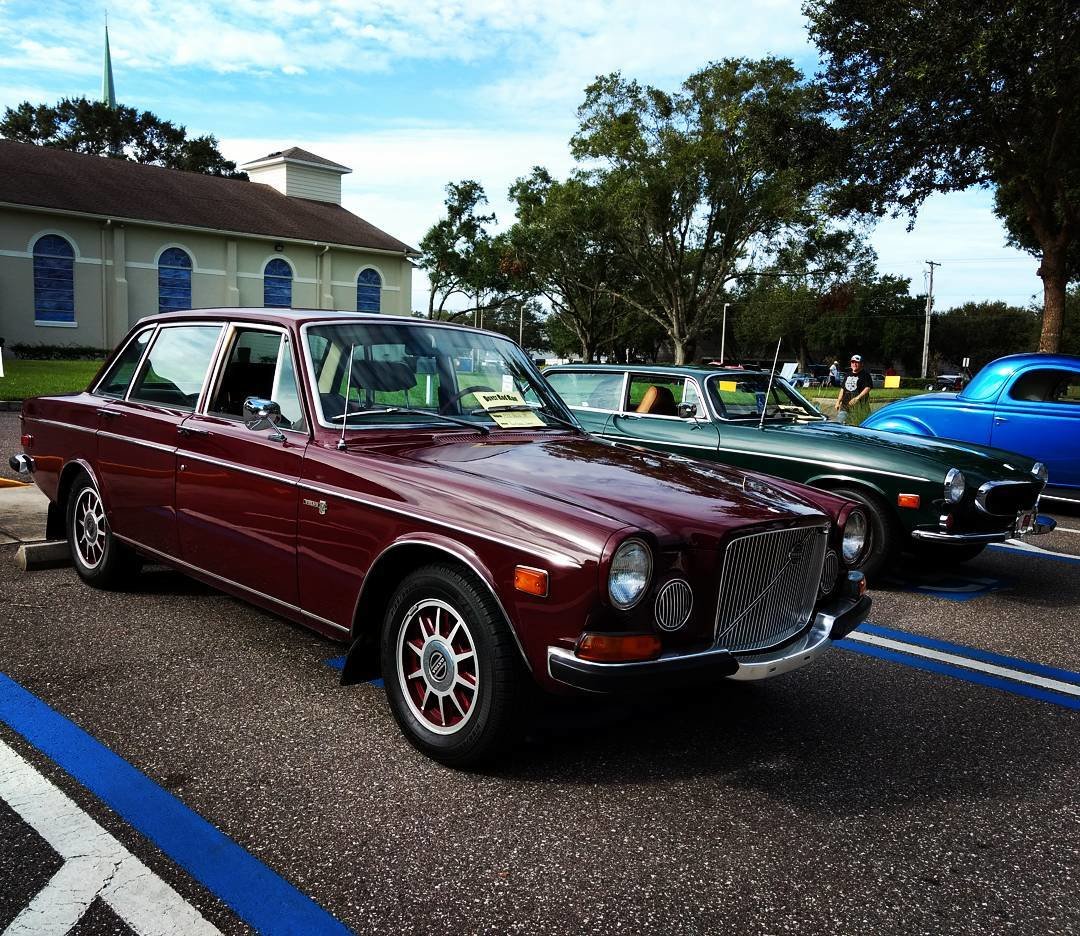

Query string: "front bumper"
[[910, 514, 1056, 544], [546, 593, 872, 693]]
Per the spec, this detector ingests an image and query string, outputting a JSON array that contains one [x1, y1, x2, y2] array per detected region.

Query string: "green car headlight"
[[608, 539, 653, 610], [842, 509, 869, 564], [944, 468, 966, 504]]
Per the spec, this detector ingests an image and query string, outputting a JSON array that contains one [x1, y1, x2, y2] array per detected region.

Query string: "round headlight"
[[944, 468, 965, 503], [842, 509, 868, 564], [608, 539, 653, 610], [1032, 462, 1048, 484]]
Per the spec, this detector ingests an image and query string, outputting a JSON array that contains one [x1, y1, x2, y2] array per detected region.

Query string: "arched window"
[[33, 234, 76, 324], [264, 258, 293, 308], [158, 247, 193, 313], [356, 268, 382, 313]]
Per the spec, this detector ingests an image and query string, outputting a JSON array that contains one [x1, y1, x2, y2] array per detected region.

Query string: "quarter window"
[[33, 234, 76, 324], [129, 325, 222, 411], [98, 330, 152, 398], [158, 247, 193, 313], [357, 268, 382, 312], [264, 258, 293, 308]]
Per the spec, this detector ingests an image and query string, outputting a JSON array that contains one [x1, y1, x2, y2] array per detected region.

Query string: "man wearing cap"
[[835, 354, 873, 423]]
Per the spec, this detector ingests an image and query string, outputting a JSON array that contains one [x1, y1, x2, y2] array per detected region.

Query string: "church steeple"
[[101, 18, 116, 108]]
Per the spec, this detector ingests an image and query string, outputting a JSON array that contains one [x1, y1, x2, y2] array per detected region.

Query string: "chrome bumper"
[[910, 514, 1056, 544], [546, 593, 872, 693], [8, 453, 34, 474]]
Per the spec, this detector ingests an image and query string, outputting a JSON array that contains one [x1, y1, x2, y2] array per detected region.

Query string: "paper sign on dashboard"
[[473, 390, 545, 428]]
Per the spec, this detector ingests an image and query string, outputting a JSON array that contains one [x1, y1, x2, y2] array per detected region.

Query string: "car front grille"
[[714, 523, 829, 652], [976, 480, 1041, 516]]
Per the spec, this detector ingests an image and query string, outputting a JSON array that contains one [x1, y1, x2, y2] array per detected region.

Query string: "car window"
[[626, 374, 695, 417], [209, 327, 307, 432], [707, 373, 820, 420], [1008, 369, 1079, 403], [546, 372, 623, 410], [97, 329, 152, 398], [128, 325, 221, 411]]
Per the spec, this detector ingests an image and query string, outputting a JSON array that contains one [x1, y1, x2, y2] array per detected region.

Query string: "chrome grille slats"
[[714, 523, 828, 652]]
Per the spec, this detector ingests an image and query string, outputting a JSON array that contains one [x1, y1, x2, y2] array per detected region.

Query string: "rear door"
[[96, 323, 224, 557], [992, 366, 1080, 488], [174, 325, 309, 608]]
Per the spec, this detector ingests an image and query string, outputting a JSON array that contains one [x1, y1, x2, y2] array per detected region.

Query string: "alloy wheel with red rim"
[[396, 598, 480, 735]]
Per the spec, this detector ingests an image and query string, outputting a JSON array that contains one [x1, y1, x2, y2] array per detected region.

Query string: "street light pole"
[[921, 261, 940, 379], [720, 302, 730, 364]]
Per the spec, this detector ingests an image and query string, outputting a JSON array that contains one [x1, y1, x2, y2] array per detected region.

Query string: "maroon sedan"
[[10, 310, 871, 765]]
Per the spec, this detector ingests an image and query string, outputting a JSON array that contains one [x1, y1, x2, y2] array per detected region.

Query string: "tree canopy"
[[0, 97, 244, 177], [805, 0, 1080, 352]]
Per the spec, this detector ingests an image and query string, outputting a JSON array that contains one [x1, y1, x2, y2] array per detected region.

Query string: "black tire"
[[66, 474, 139, 588], [830, 485, 900, 582], [381, 563, 523, 767], [908, 542, 987, 566]]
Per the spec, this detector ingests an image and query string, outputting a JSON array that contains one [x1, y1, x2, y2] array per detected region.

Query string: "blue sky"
[[0, 0, 1044, 312]]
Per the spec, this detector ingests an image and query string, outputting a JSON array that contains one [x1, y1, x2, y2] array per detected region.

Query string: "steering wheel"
[[439, 384, 496, 414]]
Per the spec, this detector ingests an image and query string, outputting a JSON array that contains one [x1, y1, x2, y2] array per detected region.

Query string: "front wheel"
[[830, 486, 900, 582], [381, 563, 523, 767], [66, 474, 139, 588]]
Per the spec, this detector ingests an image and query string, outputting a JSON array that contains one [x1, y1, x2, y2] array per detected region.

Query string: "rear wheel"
[[66, 474, 139, 588], [381, 563, 523, 767], [829, 485, 900, 582]]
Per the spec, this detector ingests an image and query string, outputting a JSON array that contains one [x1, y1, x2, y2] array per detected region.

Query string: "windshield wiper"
[[330, 407, 489, 435], [469, 404, 584, 433]]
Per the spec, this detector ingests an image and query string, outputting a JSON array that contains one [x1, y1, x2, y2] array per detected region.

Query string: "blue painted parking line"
[[324, 656, 383, 687], [0, 673, 354, 936], [987, 543, 1080, 565], [884, 572, 1004, 602], [836, 638, 1080, 711], [859, 623, 1080, 687]]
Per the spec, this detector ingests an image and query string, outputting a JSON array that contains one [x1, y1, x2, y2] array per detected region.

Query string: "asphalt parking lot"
[[1, 411, 1078, 935]]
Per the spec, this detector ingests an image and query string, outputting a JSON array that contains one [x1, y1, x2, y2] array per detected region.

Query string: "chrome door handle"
[[993, 416, 1007, 424], [178, 426, 211, 438], [97, 409, 121, 418]]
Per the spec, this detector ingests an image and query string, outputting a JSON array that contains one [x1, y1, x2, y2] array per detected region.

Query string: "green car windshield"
[[706, 373, 823, 421], [304, 320, 577, 431]]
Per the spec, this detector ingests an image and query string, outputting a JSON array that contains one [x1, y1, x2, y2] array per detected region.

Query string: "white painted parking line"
[[0, 739, 221, 936], [848, 632, 1080, 698], [993, 539, 1080, 562]]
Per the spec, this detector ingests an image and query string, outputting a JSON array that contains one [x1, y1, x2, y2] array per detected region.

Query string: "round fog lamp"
[[842, 510, 868, 564], [608, 539, 652, 610], [944, 468, 965, 504]]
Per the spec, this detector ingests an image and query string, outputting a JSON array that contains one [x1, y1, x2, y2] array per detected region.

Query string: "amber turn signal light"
[[514, 566, 549, 597], [576, 633, 662, 663], [897, 493, 921, 509]]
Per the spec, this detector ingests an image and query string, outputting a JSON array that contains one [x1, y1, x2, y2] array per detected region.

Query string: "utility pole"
[[921, 260, 940, 379], [720, 302, 730, 364]]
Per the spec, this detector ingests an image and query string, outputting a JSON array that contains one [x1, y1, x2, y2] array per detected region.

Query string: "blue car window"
[[1008, 369, 1074, 403]]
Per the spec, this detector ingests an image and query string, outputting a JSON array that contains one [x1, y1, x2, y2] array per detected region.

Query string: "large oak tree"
[[805, 0, 1080, 352]]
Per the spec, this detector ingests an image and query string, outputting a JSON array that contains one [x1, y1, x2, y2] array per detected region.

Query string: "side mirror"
[[677, 402, 698, 419], [243, 397, 285, 439]]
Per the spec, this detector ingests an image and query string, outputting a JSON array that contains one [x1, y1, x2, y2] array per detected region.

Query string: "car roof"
[[141, 308, 511, 340], [963, 351, 1080, 401], [545, 363, 768, 379]]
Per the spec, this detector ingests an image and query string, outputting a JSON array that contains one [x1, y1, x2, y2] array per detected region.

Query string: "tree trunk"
[[1038, 244, 1067, 353], [672, 337, 695, 365]]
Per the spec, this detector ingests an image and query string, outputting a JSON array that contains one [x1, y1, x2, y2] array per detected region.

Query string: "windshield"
[[706, 373, 823, 421], [304, 320, 578, 431]]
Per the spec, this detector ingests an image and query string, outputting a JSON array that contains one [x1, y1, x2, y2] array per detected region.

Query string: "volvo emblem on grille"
[[428, 652, 448, 682], [787, 535, 809, 563]]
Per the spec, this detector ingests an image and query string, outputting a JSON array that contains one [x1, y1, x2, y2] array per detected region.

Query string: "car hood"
[[768, 420, 1037, 481], [397, 433, 831, 548]]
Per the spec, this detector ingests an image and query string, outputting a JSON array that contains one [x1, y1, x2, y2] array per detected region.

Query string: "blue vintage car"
[[863, 353, 1080, 505]]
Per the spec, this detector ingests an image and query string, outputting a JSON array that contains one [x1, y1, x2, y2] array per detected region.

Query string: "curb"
[[16, 540, 72, 571]]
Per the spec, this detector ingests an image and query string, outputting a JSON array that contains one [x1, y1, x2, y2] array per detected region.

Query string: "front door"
[[603, 373, 720, 456], [992, 366, 1080, 488], [175, 326, 309, 608]]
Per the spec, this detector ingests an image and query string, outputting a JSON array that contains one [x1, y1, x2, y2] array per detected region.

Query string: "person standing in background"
[[835, 354, 872, 424], [829, 359, 840, 387]]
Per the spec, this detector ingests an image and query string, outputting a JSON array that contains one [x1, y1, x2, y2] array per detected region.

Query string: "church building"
[[0, 28, 417, 350]]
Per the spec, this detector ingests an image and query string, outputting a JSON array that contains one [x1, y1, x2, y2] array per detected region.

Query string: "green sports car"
[[543, 364, 1055, 578]]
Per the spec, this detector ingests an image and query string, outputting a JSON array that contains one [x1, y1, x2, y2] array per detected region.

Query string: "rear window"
[[97, 329, 152, 398]]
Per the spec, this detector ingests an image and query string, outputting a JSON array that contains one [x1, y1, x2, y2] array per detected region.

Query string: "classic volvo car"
[[11, 310, 871, 765], [543, 364, 1056, 577], [863, 353, 1080, 505]]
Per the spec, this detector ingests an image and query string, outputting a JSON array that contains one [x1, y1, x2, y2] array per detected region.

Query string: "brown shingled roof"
[[0, 141, 416, 254], [245, 147, 351, 172]]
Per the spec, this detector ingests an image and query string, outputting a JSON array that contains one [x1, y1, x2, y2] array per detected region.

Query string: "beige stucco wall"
[[0, 204, 414, 351]]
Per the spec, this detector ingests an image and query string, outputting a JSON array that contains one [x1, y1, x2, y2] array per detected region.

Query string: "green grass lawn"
[[800, 387, 927, 403], [0, 360, 105, 400]]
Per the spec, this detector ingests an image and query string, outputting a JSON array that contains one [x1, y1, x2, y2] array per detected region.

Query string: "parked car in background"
[[10, 310, 872, 766], [543, 364, 1056, 578], [864, 353, 1080, 505], [870, 371, 886, 389]]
